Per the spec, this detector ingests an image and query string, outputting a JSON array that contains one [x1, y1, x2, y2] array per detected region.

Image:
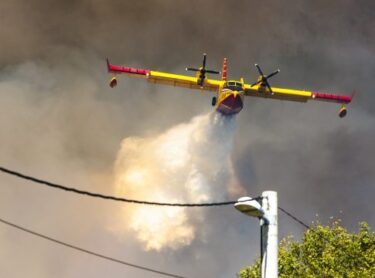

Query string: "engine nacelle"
[[339, 105, 347, 118], [109, 76, 117, 88]]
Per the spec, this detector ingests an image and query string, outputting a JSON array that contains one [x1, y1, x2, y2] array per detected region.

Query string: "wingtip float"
[[106, 54, 354, 118]]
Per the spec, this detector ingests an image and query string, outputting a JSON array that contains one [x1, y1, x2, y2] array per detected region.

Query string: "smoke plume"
[[1, 1, 375, 277], [113, 112, 241, 250]]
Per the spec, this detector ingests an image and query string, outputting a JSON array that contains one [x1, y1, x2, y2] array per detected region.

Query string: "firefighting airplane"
[[106, 54, 353, 117]]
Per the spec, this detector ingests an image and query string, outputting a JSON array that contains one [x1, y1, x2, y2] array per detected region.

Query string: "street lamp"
[[235, 191, 278, 278]]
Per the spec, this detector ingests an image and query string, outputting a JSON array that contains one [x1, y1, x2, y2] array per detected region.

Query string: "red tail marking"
[[221, 58, 227, 81]]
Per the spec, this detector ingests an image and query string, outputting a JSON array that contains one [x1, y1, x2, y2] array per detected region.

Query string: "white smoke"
[[113, 112, 243, 251]]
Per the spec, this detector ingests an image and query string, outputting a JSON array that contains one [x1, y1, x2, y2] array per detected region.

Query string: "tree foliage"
[[238, 222, 375, 278]]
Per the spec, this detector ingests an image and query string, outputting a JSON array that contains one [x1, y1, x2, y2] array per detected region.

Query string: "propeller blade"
[[186, 67, 199, 72], [187, 54, 219, 83], [265, 80, 273, 94], [255, 64, 264, 76], [251, 64, 279, 93], [250, 80, 262, 87], [265, 69, 280, 79], [206, 70, 220, 74]]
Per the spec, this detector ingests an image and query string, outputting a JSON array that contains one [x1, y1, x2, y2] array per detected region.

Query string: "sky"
[[0, 0, 374, 277]]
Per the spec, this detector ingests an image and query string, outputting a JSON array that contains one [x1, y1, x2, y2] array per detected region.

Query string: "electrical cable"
[[0, 217, 185, 278], [0, 165, 308, 228], [278, 206, 310, 229], [0, 166, 261, 206]]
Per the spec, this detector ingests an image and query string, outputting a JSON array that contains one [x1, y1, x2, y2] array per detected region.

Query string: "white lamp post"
[[235, 191, 278, 278]]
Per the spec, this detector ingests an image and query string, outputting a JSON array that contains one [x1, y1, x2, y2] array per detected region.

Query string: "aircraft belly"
[[216, 94, 243, 116]]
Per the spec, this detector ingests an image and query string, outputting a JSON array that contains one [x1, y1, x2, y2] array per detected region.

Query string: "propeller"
[[251, 64, 280, 94], [186, 53, 220, 86]]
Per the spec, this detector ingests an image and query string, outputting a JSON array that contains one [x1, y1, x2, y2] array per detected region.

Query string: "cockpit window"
[[224, 81, 243, 91]]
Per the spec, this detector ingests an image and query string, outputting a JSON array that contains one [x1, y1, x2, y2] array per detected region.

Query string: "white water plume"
[[113, 112, 242, 251]]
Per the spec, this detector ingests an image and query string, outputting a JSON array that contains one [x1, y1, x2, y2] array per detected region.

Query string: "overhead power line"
[[0, 165, 309, 228], [0, 217, 185, 278], [278, 206, 310, 229], [0, 166, 260, 207]]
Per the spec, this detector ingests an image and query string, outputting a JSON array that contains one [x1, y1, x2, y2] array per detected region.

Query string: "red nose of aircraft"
[[217, 92, 244, 116]]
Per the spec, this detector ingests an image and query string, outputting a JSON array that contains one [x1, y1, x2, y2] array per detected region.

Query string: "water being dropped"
[[113, 112, 240, 251]]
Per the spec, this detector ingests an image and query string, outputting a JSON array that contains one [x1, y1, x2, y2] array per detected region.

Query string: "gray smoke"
[[0, 1, 374, 277]]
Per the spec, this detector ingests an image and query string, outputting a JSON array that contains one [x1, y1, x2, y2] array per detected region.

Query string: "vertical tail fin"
[[221, 58, 227, 81]]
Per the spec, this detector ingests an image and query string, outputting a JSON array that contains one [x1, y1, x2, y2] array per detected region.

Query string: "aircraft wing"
[[107, 59, 221, 92], [243, 84, 353, 104]]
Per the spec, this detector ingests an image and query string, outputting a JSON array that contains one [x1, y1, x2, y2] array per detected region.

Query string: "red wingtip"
[[105, 59, 149, 76], [312, 91, 353, 103]]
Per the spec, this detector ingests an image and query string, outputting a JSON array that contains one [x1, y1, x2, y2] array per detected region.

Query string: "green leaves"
[[238, 222, 375, 278]]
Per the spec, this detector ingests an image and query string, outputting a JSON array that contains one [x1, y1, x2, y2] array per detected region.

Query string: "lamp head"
[[235, 196, 264, 218]]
